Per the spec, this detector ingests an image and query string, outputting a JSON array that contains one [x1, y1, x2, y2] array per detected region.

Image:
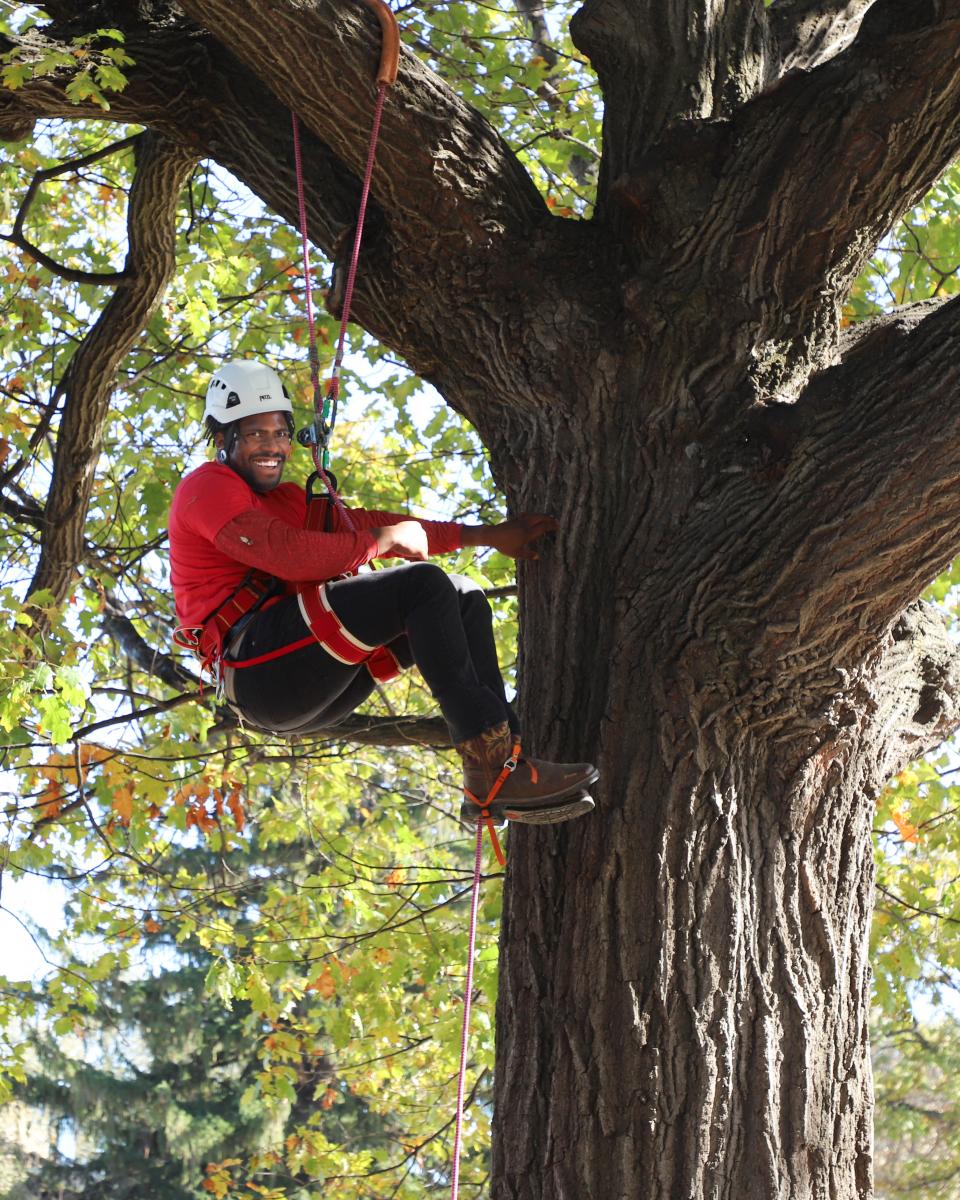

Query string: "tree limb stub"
[[27, 132, 196, 618]]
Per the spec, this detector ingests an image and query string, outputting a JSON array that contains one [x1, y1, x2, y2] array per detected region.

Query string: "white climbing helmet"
[[204, 360, 293, 424]]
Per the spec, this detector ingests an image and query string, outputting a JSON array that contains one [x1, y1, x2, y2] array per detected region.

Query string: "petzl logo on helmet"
[[259, 393, 273, 402]]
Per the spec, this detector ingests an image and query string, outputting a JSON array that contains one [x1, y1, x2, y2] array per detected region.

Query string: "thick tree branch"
[[719, 297, 960, 681], [769, 0, 875, 72], [597, 0, 960, 405], [694, 0, 960, 376], [26, 132, 195, 617], [0, 7, 598, 430], [571, 0, 772, 183], [101, 599, 197, 693], [101, 597, 451, 748], [176, 0, 545, 249]]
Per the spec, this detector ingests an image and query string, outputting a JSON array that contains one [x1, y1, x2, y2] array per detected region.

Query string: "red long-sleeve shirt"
[[168, 462, 462, 629]]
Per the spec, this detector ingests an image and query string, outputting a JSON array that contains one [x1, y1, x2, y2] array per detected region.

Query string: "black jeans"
[[227, 564, 518, 743]]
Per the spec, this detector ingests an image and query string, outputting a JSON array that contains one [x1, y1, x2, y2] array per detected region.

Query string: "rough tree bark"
[[4, 0, 960, 1196]]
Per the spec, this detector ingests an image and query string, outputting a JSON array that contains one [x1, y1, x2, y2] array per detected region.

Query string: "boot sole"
[[460, 791, 596, 830]]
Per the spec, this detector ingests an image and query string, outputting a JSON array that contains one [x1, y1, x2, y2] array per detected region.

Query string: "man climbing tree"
[[3, 1, 960, 1198], [170, 357, 597, 825]]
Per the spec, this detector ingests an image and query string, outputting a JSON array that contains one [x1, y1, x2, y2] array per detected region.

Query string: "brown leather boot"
[[457, 722, 598, 826]]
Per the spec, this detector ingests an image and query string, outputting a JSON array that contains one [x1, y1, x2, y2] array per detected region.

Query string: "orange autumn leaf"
[[226, 788, 245, 832], [38, 782, 64, 821], [185, 800, 219, 835], [320, 1087, 337, 1110], [306, 965, 336, 999], [891, 809, 920, 844], [385, 867, 404, 888], [112, 785, 134, 826], [335, 958, 358, 982], [144, 918, 161, 934]]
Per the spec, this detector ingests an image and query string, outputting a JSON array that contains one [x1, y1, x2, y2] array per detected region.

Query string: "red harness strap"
[[199, 574, 277, 661], [174, 573, 279, 679], [299, 487, 402, 682], [296, 582, 402, 681]]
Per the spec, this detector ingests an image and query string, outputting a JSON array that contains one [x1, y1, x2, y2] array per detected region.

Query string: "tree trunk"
[[481, 323, 960, 1197]]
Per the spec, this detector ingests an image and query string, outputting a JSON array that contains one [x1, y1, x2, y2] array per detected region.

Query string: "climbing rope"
[[289, 13, 499, 1195], [450, 819, 485, 1200], [291, 0, 399, 530]]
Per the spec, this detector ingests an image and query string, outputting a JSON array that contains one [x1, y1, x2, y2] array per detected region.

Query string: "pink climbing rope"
[[450, 818, 485, 1200], [290, 81, 389, 533]]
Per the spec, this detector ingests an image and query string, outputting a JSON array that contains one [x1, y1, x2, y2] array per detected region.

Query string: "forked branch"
[[2, 133, 139, 285], [571, 0, 773, 183]]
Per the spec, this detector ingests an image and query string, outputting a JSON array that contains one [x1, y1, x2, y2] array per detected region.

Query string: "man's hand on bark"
[[462, 514, 559, 560]]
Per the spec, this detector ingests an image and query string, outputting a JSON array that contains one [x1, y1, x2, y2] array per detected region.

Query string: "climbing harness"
[[296, 580, 402, 681], [172, 570, 283, 689]]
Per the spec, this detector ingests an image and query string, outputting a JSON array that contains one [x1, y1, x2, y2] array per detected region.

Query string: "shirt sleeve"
[[176, 465, 261, 543], [214, 510, 380, 582], [339, 507, 463, 557]]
